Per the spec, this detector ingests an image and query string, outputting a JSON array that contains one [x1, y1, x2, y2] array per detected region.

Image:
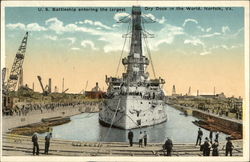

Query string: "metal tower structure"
[[121, 6, 152, 83], [18, 68, 23, 89], [7, 32, 29, 91]]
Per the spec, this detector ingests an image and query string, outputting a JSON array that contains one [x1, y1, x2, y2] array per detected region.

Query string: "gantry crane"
[[7, 32, 29, 91]]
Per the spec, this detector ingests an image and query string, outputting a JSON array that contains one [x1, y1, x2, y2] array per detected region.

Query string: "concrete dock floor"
[[2, 134, 243, 156]]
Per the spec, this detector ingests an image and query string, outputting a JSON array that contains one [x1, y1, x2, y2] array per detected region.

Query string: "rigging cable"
[[142, 21, 157, 79], [115, 20, 132, 77], [96, 98, 121, 154]]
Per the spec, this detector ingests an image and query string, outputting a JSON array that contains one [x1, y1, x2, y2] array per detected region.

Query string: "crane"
[[37, 75, 49, 95], [62, 88, 69, 93], [7, 32, 29, 91]]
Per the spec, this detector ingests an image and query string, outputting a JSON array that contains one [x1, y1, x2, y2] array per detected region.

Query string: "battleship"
[[99, 6, 167, 129]]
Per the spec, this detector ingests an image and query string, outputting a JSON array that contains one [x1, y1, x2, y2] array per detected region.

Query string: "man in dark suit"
[[128, 130, 134, 147], [196, 128, 203, 146], [44, 132, 52, 155], [32, 132, 39, 155]]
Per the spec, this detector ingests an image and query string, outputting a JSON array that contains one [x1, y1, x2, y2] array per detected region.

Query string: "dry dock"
[[170, 104, 242, 139], [2, 134, 243, 156], [2, 103, 99, 134]]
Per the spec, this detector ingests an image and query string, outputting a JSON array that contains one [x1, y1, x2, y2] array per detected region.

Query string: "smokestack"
[[48, 78, 52, 93], [32, 82, 34, 91], [172, 85, 176, 96], [188, 86, 191, 96], [197, 90, 199, 96]]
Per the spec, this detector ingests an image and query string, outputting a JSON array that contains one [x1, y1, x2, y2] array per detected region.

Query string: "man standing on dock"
[[44, 132, 52, 155], [203, 137, 211, 156], [143, 131, 148, 147], [164, 137, 173, 156], [225, 137, 234, 156], [139, 131, 143, 147], [215, 131, 219, 141], [32, 132, 39, 155], [128, 130, 134, 147], [209, 130, 213, 142], [196, 128, 203, 146]]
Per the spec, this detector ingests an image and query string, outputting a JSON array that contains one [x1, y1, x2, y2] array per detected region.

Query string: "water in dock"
[[43, 106, 228, 143]]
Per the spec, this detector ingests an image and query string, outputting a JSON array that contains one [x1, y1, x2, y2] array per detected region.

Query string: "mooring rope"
[[96, 98, 121, 154]]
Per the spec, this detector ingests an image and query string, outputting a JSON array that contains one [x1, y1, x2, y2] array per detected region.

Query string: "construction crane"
[[37, 75, 48, 95], [7, 32, 29, 91], [62, 88, 69, 93]]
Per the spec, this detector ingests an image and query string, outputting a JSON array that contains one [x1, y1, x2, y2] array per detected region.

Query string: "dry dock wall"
[[192, 110, 242, 133], [171, 104, 242, 133]]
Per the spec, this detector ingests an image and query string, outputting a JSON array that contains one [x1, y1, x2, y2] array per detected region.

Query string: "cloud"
[[114, 12, 130, 22], [200, 32, 221, 38], [6, 23, 46, 31], [81, 40, 98, 50], [200, 51, 211, 55], [45, 17, 112, 36], [63, 37, 76, 45], [222, 27, 243, 39], [44, 35, 58, 41], [206, 27, 212, 32], [182, 18, 198, 27], [44, 17, 124, 53], [71, 47, 80, 50], [222, 26, 230, 33], [45, 17, 66, 34], [145, 24, 184, 51], [143, 14, 166, 24], [79, 19, 112, 30], [184, 37, 205, 47], [26, 23, 47, 31], [94, 21, 111, 30], [197, 26, 205, 32], [82, 20, 93, 25], [98, 32, 126, 53], [6, 23, 25, 30], [210, 44, 243, 51]]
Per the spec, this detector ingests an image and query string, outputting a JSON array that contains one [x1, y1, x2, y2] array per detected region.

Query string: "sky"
[[4, 6, 245, 97]]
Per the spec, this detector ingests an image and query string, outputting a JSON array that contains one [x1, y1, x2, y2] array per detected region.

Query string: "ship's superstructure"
[[99, 6, 167, 129]]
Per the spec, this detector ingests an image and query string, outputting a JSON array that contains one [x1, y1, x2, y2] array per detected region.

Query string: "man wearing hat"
[[164, 137, 173, 156], [203, 137, 211, 156], [128, 130, 134, 147], [32, 132, 39, 155], [44, 132, 52, 155], [225, 137, 234, 156]]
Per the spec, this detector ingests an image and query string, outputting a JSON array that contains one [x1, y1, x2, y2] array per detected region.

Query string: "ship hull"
[[99, 95, 167, 129]]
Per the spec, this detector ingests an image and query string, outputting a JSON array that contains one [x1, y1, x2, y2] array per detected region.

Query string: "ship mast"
[[122, 6, 149, 83]]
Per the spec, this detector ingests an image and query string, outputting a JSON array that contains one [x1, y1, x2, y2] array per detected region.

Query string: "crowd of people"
[[127, 128, 235, 156], [196, 128, 234, 156], [29, 127, 236, 156], [127, 130, 173, 156], [3, 101, 99, 116]]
